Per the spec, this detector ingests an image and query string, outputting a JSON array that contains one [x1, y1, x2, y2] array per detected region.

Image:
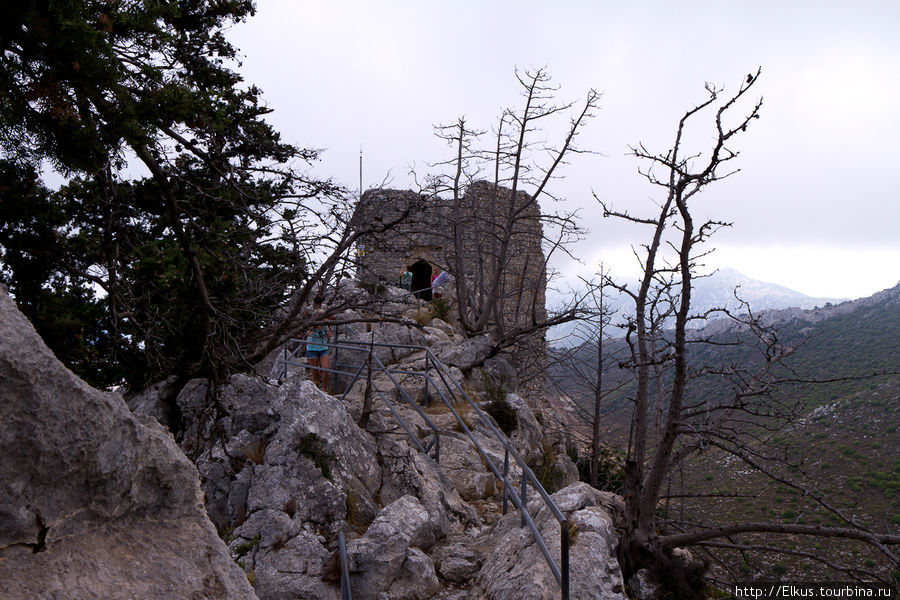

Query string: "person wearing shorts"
[[306, 323, 330, 390]]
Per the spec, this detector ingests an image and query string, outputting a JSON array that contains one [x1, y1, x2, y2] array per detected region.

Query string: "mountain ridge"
[[550, 267, 851, 346]]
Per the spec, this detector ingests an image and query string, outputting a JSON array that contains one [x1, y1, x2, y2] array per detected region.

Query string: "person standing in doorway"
[[431, 269, 450, 300]]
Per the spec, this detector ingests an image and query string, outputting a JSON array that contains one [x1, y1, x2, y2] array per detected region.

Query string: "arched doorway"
[[409, 259, 432, 301]]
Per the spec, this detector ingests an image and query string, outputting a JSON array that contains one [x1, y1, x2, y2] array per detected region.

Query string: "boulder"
[[437, 333, 493, 372], [374, 322, 427, 362], [432, 537, 484, 584], [126, 374, 180, 429], [471, 482, 626, 600], [0, 289, 255, 599], [344, 495, 438, 600], [427, 318, 456, 337], [431, 434, 500, 502], [541, 451, 580, 494], [468, 354, 520, 396], [627, 569, 659, 600]]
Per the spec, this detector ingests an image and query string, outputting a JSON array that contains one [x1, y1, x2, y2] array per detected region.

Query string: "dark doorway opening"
[[409, 259, 432, 301]]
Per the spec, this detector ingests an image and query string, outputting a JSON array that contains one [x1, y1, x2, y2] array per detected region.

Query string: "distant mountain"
[[548, 268, 847, 346], [691, 267, 844, 314], [549, 280, 900, 429]]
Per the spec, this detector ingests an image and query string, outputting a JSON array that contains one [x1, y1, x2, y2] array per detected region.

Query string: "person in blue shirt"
[[305, 302, 331, 391]]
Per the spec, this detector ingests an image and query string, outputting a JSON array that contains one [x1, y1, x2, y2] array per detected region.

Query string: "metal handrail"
[[314, 338, 571, 600], [338, 531, 351, 600]]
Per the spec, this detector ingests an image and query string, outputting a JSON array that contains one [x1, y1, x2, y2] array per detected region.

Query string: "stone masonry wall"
[[354, 182, 547, 403]]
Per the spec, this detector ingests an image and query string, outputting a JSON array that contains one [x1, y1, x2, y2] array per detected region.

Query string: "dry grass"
[[236, 439, 268, 465]]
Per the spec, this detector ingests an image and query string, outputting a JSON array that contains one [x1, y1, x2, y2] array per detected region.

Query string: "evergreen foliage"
[[0, 1, 342, 388]]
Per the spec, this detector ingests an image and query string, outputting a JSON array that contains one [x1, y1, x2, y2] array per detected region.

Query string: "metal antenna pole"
[[359, 146, 363, 199]]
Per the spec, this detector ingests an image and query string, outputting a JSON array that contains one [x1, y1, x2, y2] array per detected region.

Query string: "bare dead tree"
[[599, 69, 900, 594], [425, 68, 600, 355], [545, 264, 634, 491]]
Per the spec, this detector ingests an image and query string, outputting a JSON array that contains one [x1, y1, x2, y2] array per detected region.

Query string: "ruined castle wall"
[[355, 182, 547, 404], [456, 182, 547, 401], [354, 189, 448, 286]]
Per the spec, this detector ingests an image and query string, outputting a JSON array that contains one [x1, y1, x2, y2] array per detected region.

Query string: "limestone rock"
[[0, 290, 255, 599], [433, 537, 484, 584], [627, 569, 659, 600], [374, 424, 480, 544], [471, 482, 626, 600], [433, 434, 500, 502], [177, 375, 385, 598], [372, 321, 427, 364], [544, 451, 580, 494], [344, 495, 437, 600], [244, 528, 333, 600], [437, 333, 493, 372], [126, 374, 179, 429], [427, 318, 456, 337], [469, 354, 520, 396]]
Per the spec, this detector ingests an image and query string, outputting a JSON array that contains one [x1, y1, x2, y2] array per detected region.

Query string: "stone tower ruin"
[[353, 181, 548, 402]]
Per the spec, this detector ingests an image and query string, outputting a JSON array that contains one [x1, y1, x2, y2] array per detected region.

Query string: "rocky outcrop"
[[0, 289, 255, 599], [176, 370, 479, 598], [437, 333, 493, 372], [343, 495, 440, 600], [471, 483, 625, 600]]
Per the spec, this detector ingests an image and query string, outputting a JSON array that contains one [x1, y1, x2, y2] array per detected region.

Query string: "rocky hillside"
[[551, 282, 900, 433], [0, 288, 254, 599], [1, 282, 633, 599], [548, 282, 900, 584]]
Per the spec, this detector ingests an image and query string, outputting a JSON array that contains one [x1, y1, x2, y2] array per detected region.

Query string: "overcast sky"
[[227, 1, 900, 300]]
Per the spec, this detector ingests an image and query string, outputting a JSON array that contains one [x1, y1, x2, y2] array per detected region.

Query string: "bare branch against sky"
[[227, 1, 900, 299]]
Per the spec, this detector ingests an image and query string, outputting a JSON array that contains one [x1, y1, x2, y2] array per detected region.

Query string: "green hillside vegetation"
[[680, 379, 899, 584], [549, 286, 900, 583]]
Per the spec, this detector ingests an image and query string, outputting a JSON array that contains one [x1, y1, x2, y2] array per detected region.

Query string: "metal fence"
[[274, 337, 571, 600]]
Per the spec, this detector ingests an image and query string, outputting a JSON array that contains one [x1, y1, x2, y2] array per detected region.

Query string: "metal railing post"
[[424, 354, 430, 406], [560, 519, 570, 600], [502, 447, 510, 515], [282, 341, 288, 380], [521, 474, 528, 527], [338, 531, 352, 600]]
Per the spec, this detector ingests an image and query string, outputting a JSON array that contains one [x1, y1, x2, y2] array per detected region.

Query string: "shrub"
[[575, 446, 625, 494], [236, 439, 268, 465], [483, 372, 507, 404], [429, 297, 450, 320], [233, 534, 261, 558], [482, 374, 517, 435]]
